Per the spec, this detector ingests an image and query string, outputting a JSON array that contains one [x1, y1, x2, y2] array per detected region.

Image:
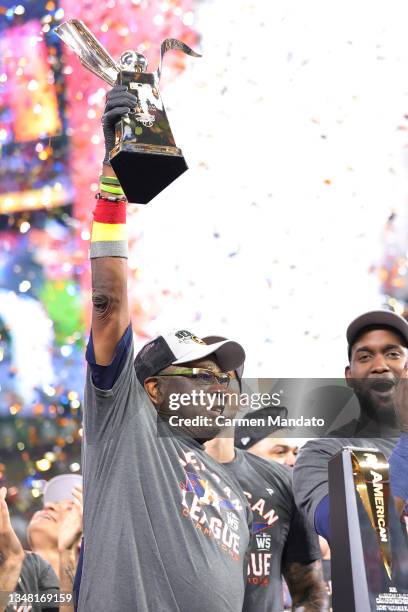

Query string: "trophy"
[[54, 19, 200, 204], [329, 447, 408, 612]]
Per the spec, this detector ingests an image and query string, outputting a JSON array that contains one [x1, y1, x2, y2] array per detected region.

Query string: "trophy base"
[[110, 144, 188, 204]]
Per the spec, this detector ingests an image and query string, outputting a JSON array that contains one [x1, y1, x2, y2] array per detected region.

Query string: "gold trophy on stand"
[[55, 19, 200, 204], [329, 447, 408, 611]]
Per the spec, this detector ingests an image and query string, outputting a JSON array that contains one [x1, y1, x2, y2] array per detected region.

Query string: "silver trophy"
[[54, 19, 200, 204]]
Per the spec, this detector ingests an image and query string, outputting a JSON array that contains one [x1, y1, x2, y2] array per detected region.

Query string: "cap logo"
[[174, 330, 205, 345]]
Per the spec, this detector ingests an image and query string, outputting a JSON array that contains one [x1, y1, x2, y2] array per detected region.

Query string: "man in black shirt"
[[293, 310, 408, 540], [205, 437, 328, 611]]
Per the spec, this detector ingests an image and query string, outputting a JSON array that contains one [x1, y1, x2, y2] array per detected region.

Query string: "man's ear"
[[144, 377, 162, 405], [345, 365, 354, 389]]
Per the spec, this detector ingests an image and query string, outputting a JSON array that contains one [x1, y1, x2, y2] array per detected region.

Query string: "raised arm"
[[91, 86, 137, 365], [0, 488, 25, 612]]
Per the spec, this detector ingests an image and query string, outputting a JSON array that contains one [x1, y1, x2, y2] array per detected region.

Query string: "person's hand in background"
[[0, 487, 25, 611], [57, 486, 83, 553]]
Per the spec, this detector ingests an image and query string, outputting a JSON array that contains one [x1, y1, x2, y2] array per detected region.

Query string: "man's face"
[[248, 437, 299, 466], [345, 328, 408, 421], [27, 500, 76, 548], [145, 356, 241, 440]]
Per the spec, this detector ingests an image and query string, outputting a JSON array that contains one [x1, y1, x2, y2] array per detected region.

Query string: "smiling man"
[[27, 475, 83, 595], [0, 476, 82, 612], [341, 312, 408, 436], [293, 310, 408, 541], [75, 85, 252, 612], [0, 486, 58, 612]]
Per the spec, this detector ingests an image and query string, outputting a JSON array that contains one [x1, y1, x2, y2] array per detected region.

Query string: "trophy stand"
[[329, 448, 372, 611], [329, 447, 408, 612]]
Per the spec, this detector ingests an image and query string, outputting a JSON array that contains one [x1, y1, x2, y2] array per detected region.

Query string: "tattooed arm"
[[91, 162, 129, 366], [91, 245, 129, 365], [91, 86, 137, 365], [58, 487, 83, 612], [282, 559, 329, 612], [58, 549, 77, 612]]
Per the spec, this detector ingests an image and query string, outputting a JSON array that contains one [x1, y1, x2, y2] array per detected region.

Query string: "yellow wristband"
[[99, 181, 125, 195], [99, 174, 121, 186]]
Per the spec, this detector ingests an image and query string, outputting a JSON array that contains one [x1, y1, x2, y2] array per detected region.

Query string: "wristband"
[[99, 182, 125, 196], [95, 193, 127, 202], [99, 175, 121, 186], [90, 199, 128, 259]]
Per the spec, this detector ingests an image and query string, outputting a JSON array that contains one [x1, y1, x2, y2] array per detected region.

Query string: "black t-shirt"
[[5, 551, 59, 612], [223, 449, 321, 612]]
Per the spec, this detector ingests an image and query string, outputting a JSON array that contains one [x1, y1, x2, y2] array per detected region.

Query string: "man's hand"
[[102, 85, 137, 165], [394, 363, 408, 432], [57, 486, 83, 552], [0, 487, 24, 565], [0, 487, 25, 611]]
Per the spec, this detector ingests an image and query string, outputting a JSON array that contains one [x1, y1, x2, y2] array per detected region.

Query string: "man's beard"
[[353, 380, 398, 428]]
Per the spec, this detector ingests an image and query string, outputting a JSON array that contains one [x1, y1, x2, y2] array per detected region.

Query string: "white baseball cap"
[[43, 474, 82, 505], [134, 329, 245, 384]]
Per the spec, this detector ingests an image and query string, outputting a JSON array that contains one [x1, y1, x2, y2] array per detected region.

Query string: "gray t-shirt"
[[79, 338, 252, 612], [224, 450, 320, 612], [5, 552, 59, 612], [293, 437, 397, 529]]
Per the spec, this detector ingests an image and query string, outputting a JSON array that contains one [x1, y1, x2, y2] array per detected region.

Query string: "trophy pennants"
[[54, 20, 118, 86], [351, 449, 392, 581]]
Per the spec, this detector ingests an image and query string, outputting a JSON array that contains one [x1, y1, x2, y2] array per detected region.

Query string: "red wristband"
[[93, 200, 127, 224]]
